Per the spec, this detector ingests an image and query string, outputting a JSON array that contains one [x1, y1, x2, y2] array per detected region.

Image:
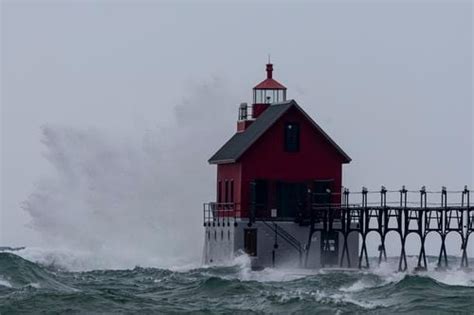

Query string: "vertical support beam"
[[321, 230, 327, 268], [304, 187, 314, 268], [437, 187, 449, 269], [378, 186, 387, 264], [272, 222, 278, 268], [340, 235, 351, 268], [320, 188, 333, 269], [461, 186, 470, 269], [416, 186, 428, 271], [304, 228, 313, 268], [340, 188, 351, 268], [326, 188, 332, 231], [398, 186, 408, 272], [203, 203, 206, 227], [359, 187, 369, 269], [305, 186, 312, 222]]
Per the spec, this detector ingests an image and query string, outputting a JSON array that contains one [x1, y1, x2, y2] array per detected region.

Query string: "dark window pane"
[[225, 180, 229, 203], [244, 229, 257, 256], [250, 180, 268, 217], [284, 123, 300, 152], [218, 181, 222, 203]]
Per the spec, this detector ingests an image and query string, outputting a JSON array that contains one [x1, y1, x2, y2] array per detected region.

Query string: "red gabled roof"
[[253, 78, 286, 90], [209, 100, 351, 164]]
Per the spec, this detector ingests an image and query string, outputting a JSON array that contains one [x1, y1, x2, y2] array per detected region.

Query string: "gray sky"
[[1, 1, 473, 264]]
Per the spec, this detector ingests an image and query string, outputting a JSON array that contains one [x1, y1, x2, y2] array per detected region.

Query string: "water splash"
[[21, 78, 238, 271]]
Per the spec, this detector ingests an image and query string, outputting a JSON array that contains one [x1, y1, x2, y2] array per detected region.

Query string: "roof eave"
[[253, 78, 287, 90], [208, 158, 236, 165]]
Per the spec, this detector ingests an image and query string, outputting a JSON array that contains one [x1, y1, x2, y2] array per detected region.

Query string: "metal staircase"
[[261, 220, 305, 266]]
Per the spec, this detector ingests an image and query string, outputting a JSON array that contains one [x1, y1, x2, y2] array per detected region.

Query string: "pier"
[[307, 186, 473, 271], [204, 186, 473, 271]]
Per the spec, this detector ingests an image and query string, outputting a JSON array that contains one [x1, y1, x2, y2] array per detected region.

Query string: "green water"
[[0, 252, 473, 314]]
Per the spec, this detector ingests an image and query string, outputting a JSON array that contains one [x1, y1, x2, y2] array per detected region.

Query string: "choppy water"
[[0, 251, 473, 314]]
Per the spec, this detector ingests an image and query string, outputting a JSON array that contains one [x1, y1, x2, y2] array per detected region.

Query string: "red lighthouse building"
[[204, 63, 357, 268]]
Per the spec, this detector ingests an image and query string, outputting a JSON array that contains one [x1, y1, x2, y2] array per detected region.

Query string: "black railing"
[[261, 219, 304, 267], [203, 186, 473, 271], [304, 186, 473, 271], [203, 202, 240, 227]]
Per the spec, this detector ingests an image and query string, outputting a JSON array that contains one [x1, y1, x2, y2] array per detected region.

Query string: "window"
[[253, 89, 286, 104], [244, 229, 257, 256], [225, 180, 229, 203], [230, 180, 234, 203], [254, 90, 265, 103], [218, 181, 222, 203], [284, 122, 300, 152]]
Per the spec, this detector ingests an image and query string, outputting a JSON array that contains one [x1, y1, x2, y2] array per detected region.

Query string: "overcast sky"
[[1, 1, 473, 261]]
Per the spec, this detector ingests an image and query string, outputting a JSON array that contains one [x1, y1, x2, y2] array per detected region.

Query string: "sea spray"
[[21, 78, 239, 271]]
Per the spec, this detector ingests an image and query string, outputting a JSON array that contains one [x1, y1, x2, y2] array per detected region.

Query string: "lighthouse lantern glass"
[[253, 89, 286, 104]]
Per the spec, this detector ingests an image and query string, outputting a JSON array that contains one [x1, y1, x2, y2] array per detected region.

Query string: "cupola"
[[252, 62, 287, 118]]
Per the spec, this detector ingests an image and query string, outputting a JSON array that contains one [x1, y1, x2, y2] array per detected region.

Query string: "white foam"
[[340, 278, 377, 292], [11, 246, 200, 272], [12, 247, 111, 271], [370, 261, 407, 285], [422, 267, 474, 287], [312, 290, 390, 309], [238, 266, 318, 283], [369, 256, 474, 287], [232, 253, 318, 282], [0, 279, 12, 288], [198, 252, 317, 282]]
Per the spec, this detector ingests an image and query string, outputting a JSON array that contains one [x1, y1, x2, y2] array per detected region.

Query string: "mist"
[[16, 78, 239, 269]]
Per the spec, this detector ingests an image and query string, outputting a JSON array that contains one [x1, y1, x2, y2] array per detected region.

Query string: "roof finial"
[[266, 59, 273, 79]]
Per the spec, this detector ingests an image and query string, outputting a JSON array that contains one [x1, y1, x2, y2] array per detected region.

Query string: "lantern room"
[[252, 63, 287, 118]]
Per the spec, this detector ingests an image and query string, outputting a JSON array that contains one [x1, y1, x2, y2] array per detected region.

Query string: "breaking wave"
[[20, 78, 237, 271]]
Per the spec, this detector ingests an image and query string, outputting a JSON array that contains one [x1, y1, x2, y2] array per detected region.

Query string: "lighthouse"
[[203, 62, 358, 269]]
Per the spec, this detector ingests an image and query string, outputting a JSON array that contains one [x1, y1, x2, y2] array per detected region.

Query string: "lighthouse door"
[[250, 180, 268, 218], [244, 229, 257, 257], [313, 180, 333, 205], [276, 182, 306, 219]]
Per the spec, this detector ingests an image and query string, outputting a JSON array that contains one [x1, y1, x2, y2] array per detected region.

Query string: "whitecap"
[[340, 278, 377, 292], [0, 279, 12, 288], [312, 290, 390, 309], [26, 283, 41, 289]]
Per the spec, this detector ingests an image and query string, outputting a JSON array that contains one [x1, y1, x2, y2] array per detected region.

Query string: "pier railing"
[[305, 186, 473, 271], [203, 202, 240, 227], [203, 186, 473, 271]]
